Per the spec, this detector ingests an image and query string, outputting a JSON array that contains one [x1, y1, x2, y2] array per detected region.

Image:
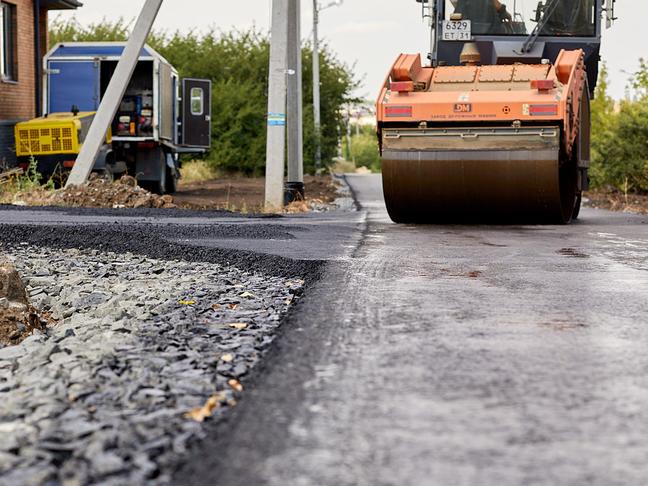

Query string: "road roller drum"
[[381, 126, 578, 223]]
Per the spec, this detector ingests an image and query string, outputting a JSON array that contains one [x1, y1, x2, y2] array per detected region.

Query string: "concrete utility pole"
[[265, 0, 290, 209], [286, 0, 305, 202], [66, 0, 163, 188]]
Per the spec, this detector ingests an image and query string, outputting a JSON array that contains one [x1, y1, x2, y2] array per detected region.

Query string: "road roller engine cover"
[[377, 0, 615, 224]]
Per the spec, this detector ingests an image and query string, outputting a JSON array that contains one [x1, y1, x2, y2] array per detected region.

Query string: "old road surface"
[[2, 173, 648, 485]]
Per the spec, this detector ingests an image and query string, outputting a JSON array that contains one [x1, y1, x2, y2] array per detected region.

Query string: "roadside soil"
[[585, 190, 648, 215], [0, 259, 51, 346], [0, 306, 49, 347], [174, 175, 342, 211], [2, 175, 176, 209], [1, 174, 342, 213]]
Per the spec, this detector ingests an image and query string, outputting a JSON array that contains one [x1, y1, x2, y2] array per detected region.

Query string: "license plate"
[[442, 20, 472, 41]]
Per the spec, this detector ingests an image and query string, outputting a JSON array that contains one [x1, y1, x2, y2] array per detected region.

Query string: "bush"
[[350, 134, 380, 172], [179, 160, 219, 182], [591, 62, 648, 193], [342, 125, 380, 172]]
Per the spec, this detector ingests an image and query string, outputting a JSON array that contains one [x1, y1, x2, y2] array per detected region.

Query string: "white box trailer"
[[43, 42, 212, 193]]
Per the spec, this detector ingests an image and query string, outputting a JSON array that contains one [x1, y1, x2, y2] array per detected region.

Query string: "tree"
[[49, 17, 358, 176], [630, 58, 648, 100], [49, 16, 131, 44], [342, 125, 380, 172], [590, 62, 648, 193], [589, 64, 617, 188]]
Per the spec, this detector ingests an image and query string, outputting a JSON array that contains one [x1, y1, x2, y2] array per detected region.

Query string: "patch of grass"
[[330, 158, 356, 174], [180, 160, 220, 182], [0, 157, 54, 204]]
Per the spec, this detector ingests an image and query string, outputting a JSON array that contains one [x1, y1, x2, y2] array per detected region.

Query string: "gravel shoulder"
[[0, 243, 307, 485]]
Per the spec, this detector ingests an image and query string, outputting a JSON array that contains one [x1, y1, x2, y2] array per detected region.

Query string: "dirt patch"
[[0, 260, 51, 347], [557, 248, 590, 258], [5, 175, 177, 209], [2, 174, 343, 213], [174, 175, 342, 211], [440, 269, 484, 278], [585, 190, 648, 215], [0, 306, 50, 347], [1, 259, 28, 306], [539, 318, 588, 331]]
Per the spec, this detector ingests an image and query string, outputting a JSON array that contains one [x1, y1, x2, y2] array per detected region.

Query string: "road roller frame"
[[377, 0, 612, 224]]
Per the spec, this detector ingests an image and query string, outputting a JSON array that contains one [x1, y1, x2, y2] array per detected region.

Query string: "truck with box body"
[[14, 42, 211, 193]]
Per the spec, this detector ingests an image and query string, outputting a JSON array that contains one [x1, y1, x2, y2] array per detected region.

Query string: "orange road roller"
[[377, 0, 616, 223]]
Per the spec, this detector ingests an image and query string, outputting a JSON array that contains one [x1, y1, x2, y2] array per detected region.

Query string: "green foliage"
[[589, 65, 616, 188], [0, 157, 52, 201], [20, 157, 48, 191], [49, 16, 131, 44], [301, 47, 360, 171], [591, 63, 648, 193], [179, 160, 219, 182], [344, 125, 380, 172], [630, 58, 648, 99], [49, 18, 359, 176]]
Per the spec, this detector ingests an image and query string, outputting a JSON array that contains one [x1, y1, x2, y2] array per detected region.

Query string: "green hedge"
[[591, 62, 648, 193]]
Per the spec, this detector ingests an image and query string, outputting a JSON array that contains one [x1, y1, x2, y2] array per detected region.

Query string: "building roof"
[[42, 0, 83, 10]]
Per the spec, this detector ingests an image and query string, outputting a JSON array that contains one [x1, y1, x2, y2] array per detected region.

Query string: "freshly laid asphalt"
[[2, 174, 648, 485], [178, 175, 648, 486]]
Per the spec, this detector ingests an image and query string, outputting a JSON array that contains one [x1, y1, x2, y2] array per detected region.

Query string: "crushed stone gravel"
[[0, 244, 304, 485]]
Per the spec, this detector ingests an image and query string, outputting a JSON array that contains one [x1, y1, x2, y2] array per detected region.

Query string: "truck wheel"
[[152, 163, 167, 195], [141, 151, 167, 195], [165, 167, 178, 194]]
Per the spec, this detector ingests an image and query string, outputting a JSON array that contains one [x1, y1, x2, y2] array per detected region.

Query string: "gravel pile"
[[0, 244, 303, 485], [10, 176, 177, 209]]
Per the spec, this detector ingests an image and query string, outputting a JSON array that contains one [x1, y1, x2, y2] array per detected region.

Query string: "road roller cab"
[[377, 0, 615, 223]]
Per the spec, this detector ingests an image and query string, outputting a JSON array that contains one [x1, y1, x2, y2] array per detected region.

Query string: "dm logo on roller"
[[454, 103, 472, 113]]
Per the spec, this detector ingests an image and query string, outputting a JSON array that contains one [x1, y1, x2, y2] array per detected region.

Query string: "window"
[[0, 1, 16, 81], [190, 87, 204, 115], [444, 0, 596, 37]]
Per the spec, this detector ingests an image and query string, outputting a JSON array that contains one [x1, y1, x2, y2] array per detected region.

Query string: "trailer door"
[[47, 60, 100, 114], [181, 79, 211, 148]]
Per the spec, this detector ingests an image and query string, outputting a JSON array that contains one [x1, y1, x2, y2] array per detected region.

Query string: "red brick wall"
[[0, 0, 47, 121], [40, 6, 47, 63]]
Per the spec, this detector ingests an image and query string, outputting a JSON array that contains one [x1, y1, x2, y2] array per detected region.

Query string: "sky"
[[55, 0, 644, 100]]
